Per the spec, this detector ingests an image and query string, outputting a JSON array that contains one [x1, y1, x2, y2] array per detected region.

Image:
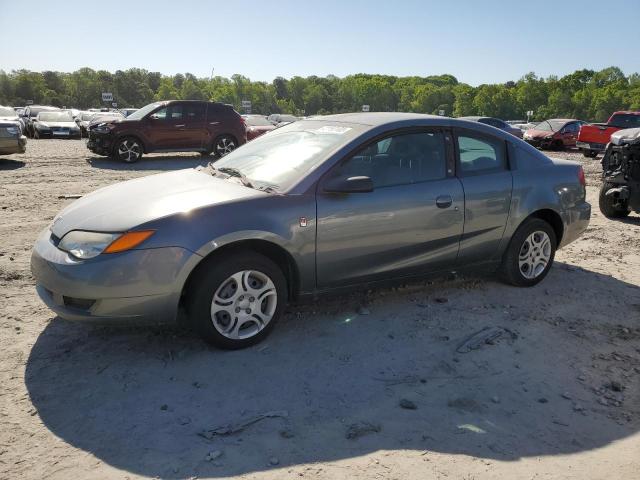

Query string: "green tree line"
[[1, 66, 638, 122]]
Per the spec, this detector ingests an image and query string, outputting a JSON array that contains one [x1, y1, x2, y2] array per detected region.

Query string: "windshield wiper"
[[217, 167, 255, 189]]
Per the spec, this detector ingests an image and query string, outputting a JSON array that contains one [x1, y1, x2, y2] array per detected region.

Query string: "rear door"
[[183, 102, 208, 149], [454, 129, 513, 265], [315, 129, 464, 288]]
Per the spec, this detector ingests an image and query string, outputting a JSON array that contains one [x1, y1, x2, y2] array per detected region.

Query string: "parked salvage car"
[[243, 114, 277, 140], [21, 105, 60, 138], [577, 111, 640, 158], [87, 100, 246, 162], [0, 121, 27, 155], [31, 113, 590, 348], [268, 113, 299, 126], [459, 116, 523, 138], [523, 119, 587, 150], [32, 111, 82, 139], [77, 111, 124, 137], [598, 127, 640, 218], [0, 105, 24, 133]]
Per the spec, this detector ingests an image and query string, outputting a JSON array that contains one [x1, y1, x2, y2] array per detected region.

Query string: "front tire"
[[113, 137, 143, 163], [599, 182, 630, 218], [185, 252, 287, 349], [501, 218, 556, 287], [583, 149, 598, 158]]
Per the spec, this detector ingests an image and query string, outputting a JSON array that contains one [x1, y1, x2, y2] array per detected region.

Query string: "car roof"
[[545, 118, 578, 122], [308, 112, 445, 126]]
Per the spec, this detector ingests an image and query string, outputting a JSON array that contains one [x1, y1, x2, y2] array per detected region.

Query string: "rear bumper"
[[576, 141, 606, 152], [0, 135, 27, 154], [30, 228, 198, 323], [559, 201, 591, 248]]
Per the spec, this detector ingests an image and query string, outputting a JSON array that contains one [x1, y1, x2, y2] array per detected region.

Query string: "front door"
[[316, 129, 465, 289], [145, 103, 193, 150], [454, 129, 513, 265]]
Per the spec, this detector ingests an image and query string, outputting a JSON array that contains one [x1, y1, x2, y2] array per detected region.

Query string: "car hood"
[[50, 169, 265, 237], [525, 129, 555, 138], [37, 121, 77, 128], [610, 127, 640, 146]]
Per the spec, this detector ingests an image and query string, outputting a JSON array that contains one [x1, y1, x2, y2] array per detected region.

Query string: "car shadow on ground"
[[86, 155, 211, 171], [0, 158, 25, 170], [25, 263, 640, 478]]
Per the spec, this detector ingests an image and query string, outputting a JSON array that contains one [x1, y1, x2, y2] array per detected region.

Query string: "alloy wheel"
[[215, 137, 236, 157], [210, 270, 277, 340], [518, 231, 551, 279], [117, 139, 141, 163]]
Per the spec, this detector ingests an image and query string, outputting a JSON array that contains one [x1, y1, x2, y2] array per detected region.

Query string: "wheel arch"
[[113, 133, 148, 154], [179, 239, 300, 308], [523, 208, 564, 245]]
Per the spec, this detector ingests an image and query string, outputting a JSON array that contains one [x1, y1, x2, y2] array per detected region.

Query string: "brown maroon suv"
[[87, 100, 246, 162]]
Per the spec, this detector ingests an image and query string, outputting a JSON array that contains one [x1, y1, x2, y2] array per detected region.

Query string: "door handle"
[[175, 124, 186, 128], [436, 195, 453, 209]]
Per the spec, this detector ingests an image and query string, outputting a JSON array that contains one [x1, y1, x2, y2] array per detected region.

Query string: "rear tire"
[[212, 135, 237, 158], [599, 182, 630, 218], [501, 218, 557, 287], [185, 252, 287, 349]]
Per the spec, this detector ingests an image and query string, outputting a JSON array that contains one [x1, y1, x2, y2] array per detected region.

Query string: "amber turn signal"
[[103, 230, 155, 254]]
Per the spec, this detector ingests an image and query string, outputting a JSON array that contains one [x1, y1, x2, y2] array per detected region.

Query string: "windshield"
[[534, 120, 565, 132], [610, 114, 640, 129], [38, 112, 73, 122], [213, 121, 362, 191], [0, 107, 16, 117], [245, 116, 273, 126], [126, 102, 163, 120]]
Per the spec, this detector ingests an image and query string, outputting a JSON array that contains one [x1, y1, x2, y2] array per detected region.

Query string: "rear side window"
[[185, 103, 206, 122], [457, 133, 506, 174]]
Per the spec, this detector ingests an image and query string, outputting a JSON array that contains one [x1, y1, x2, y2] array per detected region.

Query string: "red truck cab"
[[577, 111, 640, 158]]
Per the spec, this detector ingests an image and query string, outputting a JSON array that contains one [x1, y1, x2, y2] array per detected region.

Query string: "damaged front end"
[[599, 128, 640, 218]]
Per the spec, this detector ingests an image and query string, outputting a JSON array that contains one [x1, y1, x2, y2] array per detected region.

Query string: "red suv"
[[87, 100, 246, 163]]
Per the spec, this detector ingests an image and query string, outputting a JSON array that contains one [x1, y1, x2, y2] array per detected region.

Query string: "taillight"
[[578, 166, 586, 187]]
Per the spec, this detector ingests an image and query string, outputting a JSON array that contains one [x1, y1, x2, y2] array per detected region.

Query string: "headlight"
[[58, 230, 155, 259], [93, 123, 114, 134]]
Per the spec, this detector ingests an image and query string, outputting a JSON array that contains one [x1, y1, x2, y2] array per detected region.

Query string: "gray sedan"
[[31, 113, 591, 348]]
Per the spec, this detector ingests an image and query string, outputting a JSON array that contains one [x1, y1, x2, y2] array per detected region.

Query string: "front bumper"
[[87, 131, 115, 156], [524, 137, 553, 149], [30, 228, 198, 323], [576, 141, 606, 152]]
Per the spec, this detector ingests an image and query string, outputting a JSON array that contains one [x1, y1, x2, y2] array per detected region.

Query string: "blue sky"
[[1, 0, 639, 85]]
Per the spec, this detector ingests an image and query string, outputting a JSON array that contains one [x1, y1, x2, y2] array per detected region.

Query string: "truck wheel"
[[500, 218, 556, 287], [599, 183, 630, 218], [185, 252, 287, 349], [583, 150, 598, 158]]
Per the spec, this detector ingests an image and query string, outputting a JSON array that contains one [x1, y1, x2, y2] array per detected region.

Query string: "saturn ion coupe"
[[31, 113, 591, 349]]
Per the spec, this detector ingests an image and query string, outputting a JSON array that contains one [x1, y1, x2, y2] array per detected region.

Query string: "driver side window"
[[332, 131, 447, 188]]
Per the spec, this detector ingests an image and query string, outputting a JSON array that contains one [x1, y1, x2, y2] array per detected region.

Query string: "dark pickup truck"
[[577, 111, 640, 158]]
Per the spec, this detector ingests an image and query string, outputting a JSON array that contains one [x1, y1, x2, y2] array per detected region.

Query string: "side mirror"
[[324, 175, 374, 193]]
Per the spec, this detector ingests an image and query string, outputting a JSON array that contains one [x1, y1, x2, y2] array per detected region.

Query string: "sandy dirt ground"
[[0, 140, 639, 480]]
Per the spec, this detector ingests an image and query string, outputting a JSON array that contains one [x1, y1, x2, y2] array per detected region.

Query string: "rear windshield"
[[38, 112, 73, 122], [609, 114, 640, 129]]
